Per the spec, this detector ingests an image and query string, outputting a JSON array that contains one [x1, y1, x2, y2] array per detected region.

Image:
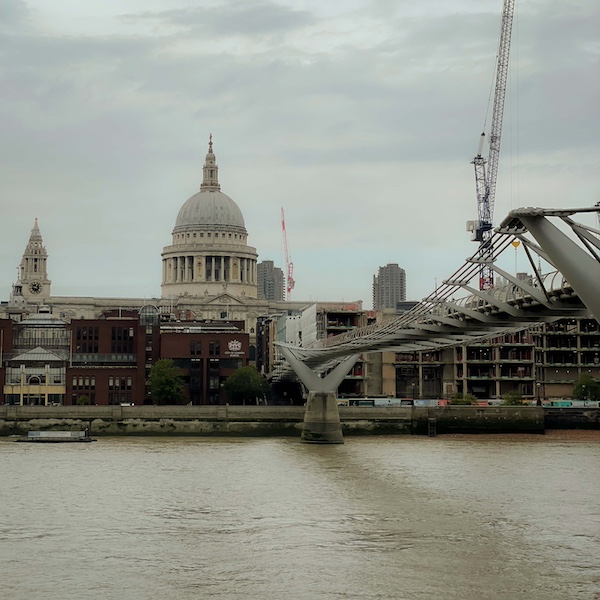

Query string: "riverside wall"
[[0, 405, 563, 437]]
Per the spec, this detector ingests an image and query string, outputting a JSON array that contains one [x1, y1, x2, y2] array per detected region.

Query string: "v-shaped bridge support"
[[279, 346, 359, 443], [507, 208, 600, 321]]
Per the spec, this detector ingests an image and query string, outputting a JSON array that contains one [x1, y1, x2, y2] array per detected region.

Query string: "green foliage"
[[147, 359, 186, 405], [449, 392, 477, 405], [573, 374, 600, 401], [76, 395, 90, 406], [502, 391, 524, 406], [224, 366, 270, 405]]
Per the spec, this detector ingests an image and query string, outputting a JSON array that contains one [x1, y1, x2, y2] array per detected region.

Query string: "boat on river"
[[15, 431, 96, 443]]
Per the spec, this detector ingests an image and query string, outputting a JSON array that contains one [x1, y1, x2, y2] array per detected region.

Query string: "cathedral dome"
[[162, 136, 258, 301], [174, 190, 245, 232], [172, 135, 247, 235]]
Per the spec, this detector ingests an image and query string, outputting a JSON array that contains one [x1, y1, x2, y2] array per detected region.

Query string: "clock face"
[[29, 281, 42, 294]]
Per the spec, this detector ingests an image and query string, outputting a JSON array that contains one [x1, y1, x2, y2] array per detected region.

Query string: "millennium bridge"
[[276, 206, 600, 443]]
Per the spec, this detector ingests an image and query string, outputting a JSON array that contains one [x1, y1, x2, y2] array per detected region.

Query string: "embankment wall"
[[0, 405, 560, 437]]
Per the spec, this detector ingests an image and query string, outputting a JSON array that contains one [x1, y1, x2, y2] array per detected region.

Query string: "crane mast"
[[281, 208, 295, 298], [469, 0, 515, 290]]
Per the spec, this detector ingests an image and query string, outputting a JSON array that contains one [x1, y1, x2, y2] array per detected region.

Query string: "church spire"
[[200, 133, 220, 191], [19, 218, 51, 300], [29, 217, 42, 245]]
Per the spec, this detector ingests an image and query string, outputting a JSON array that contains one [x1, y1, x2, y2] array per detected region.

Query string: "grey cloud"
[[0, 0, 29, 32], [0, 0, 598, 248], [124, 0, 316, 37]]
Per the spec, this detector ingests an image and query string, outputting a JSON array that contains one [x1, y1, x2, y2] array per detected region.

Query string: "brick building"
[[0, 308, 249, 406]]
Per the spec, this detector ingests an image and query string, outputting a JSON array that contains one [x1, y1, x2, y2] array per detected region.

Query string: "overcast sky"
[[1, 0, 599, 308]]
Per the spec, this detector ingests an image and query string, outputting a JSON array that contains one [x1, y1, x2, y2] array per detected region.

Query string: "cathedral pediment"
[[204, 293, 245, 306]]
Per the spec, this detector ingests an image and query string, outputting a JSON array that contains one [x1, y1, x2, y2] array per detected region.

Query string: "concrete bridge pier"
[[279, 346, 359, 444], [301, 391, 344, 444]]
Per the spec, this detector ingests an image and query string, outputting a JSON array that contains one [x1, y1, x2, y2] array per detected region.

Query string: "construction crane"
[[281, 208, 295, 298], [467, 0, 515, 290]]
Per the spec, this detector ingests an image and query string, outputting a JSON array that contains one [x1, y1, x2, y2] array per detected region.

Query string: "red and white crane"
[[468, 0, 515, 290], [281, 208, 295, 298]]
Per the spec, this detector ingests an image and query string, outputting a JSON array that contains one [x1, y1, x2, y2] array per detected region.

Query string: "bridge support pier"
[[279, 346, 359, 444], [301, 392, 344, 444]]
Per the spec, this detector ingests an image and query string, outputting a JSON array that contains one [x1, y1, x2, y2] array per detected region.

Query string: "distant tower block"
[[372, 263, 406, 310], [257, 260, 285, 301]]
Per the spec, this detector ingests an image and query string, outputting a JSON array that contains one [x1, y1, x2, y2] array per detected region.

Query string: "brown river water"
[[1, 431, 599, 600]]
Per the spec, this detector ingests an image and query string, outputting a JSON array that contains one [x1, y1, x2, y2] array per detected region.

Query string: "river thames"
[[1, 431, 599, 600]]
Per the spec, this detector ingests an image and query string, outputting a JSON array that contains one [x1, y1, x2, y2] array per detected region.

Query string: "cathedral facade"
[[1, 139, 287, 336], [0, 138, 286, 405]]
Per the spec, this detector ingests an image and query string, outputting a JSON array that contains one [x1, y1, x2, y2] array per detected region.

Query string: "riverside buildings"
[[0, 138, 596, 405], [0, 138, 362, 405]]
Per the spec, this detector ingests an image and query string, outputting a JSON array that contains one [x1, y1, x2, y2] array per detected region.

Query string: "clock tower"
[[19, 218, 52, 302]]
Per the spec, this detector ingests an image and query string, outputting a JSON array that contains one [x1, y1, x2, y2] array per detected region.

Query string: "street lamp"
[[536, 382, 541, 405], [411, 382, 416, 400]]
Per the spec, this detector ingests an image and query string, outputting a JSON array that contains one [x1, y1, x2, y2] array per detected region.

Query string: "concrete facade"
[[393, 318, 600, 403]]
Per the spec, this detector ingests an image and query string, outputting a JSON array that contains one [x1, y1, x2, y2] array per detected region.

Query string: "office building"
[[257, 261, 285, 301]]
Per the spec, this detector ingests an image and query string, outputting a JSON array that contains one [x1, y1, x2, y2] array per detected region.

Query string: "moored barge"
[[15, 431, 96, 443]]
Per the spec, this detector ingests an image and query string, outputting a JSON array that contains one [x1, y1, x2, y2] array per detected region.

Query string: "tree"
[[449, 392, 477, 405], [76, 395, 90, 406], [147, 359, 186, 405], [224, 366, 270, 405], [573, 374, 600, 401], [502, 390, 524, 406]]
